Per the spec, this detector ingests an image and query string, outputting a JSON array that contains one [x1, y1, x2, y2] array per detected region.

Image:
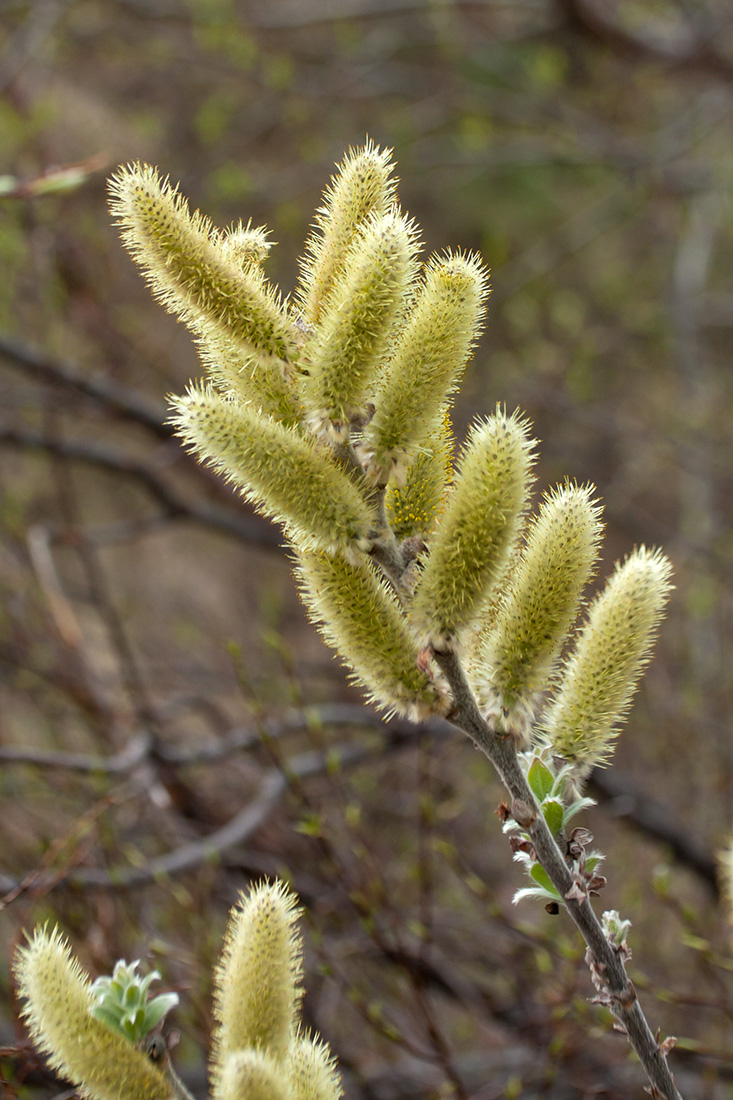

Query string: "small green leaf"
[[142, 994, 180, 1034], [562, 796, 596, 826], [542, 798, 564, 837], [513, 885, 561, 905], [529, 863, 562, 899], [527, 757, 554, 801], [88, 1005, 123, 1032]]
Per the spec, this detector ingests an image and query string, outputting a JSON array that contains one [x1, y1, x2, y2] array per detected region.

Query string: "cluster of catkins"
[[14, 882, 338, 1100], [108, 141, 671, 772]]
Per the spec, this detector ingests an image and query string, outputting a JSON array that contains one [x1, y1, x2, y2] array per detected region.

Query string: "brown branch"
[[558, 0, 733, 83], [0, 701, 715, 892], [0, 423, 280, 547], [0, 335, 167, 436], [589, 767, 718, 895], [0, 732, 404, 895]]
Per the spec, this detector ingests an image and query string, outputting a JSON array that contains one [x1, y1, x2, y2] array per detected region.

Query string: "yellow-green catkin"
[[359, 251, 489, 485], [287, 1035, 342, 1100], [215, 1050, 291, 1100], [296, 140, 398, 326], [195, 330, 303, 427], [411, 409, 535, 648], [170, 386, 375, 558], [472, 483, 603, 747], [296, 550, 449, 719], [302, 208, 419, 440], [108, 164, 297, 362], [542, 546, 673, 770], [220, 221, 272, 269], [211, 882, 303, 1082], [13, 927, 172, 1100], [384, 411, 454, 540]]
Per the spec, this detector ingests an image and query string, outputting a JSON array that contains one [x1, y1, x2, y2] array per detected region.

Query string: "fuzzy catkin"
[[287, 1035, 343, 1100], [13, 928, 172, 1100], [108, 164, 297, 361], [360, 251, 488, 484], [296, 141, 398, 326], [170, 386, 375, 558], [473, 483, 603, 744], [220, 221, 273, 269], [210, 882, 303, 1079], [296, 550, 448, 719], [410, 409, 535, 648], [302, 208, 419, 438], [542, 546, 673, 769], [384, 411, 454, 540], [195, 330, 303, 427], [215, 1050, 292, 1100]]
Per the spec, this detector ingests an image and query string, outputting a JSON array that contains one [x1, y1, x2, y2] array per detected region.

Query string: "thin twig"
[[0, 701, 716, 893], [0, 423, 280, 547], [0, 335, 167, 435]]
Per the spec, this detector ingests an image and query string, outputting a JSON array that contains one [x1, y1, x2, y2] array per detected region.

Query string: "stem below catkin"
[[433, 647, 684, 1100]]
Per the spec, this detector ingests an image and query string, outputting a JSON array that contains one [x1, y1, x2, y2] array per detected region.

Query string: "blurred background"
[[0, 1, 732, 1097]]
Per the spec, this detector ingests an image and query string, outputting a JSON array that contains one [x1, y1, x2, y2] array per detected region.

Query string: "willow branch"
[[434, 647, 684, 1100]]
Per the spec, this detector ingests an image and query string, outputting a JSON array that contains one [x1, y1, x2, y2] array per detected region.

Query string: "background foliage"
[[0, 1, 731, 1097]]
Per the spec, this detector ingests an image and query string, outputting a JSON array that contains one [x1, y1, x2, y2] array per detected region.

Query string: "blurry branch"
[[0, 702, 716, 894], [558, 0, 733, 82], [0, 704, 437, 772], [0, 790, 122, 912], [0, 725, 416, 894], [0, 423, 280, 548], [27, 524, 84, 650], [0, 335, 167, 435]]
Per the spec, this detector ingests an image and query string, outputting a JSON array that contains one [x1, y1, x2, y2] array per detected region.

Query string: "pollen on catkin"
[[13, 927, 172, 1100], [302, 208, 420, 440], [472, 483, 603, 746], [210, 881, 303, 1081], [410, 409, 535, 649], [169, 385, 375, 559], [384, 410, 454, 540], [541, 545, 673, 770], [108, 164, 297, 362], [359, 250, 489, 485], [296, 550, 450, 719], [296, 140, 398, 326]]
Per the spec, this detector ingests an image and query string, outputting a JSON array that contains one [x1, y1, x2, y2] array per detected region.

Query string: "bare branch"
[[0, 423, 280, 547], [0, 335, 167, 435]]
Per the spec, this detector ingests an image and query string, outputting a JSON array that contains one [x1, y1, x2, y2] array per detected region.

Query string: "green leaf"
[[542, 797, 564, 837], [562, 796, 596, 826], [89, 1005, 127, 1036], [529, 863, 562, 899], [513, 885, 562, 906], [142, 993, 180, 1033], [527, 757, 554, 801]]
